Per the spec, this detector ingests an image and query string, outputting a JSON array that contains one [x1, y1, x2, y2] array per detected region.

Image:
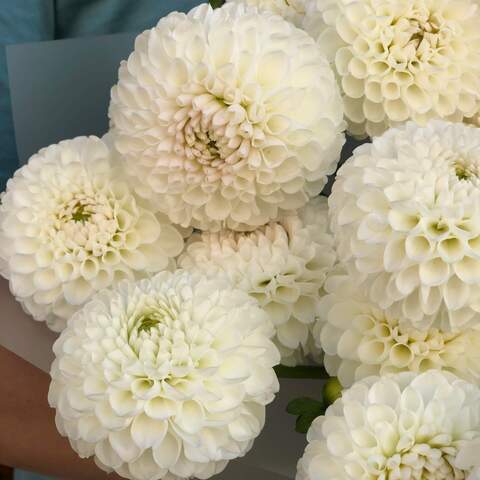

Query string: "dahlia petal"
[[109, 429, 142, 463], [128, 451, 165, 480], [95, 439, 123, 469], [152, 432, 181, 469], [131, 414, 168, 449], [63, 277, 94, 305]]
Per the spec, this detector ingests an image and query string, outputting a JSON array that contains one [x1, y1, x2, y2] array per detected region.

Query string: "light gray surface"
[[0, 279, 57, 373], [242, 378, 323, 478], [219, 462, 290, 479], [7, 32, 136, 164]]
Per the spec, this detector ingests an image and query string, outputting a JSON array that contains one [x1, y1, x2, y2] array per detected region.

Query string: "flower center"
[[125, 295, 216, 381], [183, 118, 224, 166], [137, 314, 162, 334], [131, 302, 178, 340], [408, 16, 441, 46], [454, 159, 480, 181], [59, 196, 98, 224], [384, 8, 451, 69], [52, 192, 119, 257], [71, 202, 93, 223], [171, 91, 259, 181]]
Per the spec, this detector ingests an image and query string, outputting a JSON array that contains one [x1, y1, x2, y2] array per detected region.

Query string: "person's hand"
[[0, 280, 123, 480]]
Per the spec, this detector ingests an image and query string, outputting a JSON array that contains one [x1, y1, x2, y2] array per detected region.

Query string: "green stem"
[[209, 0, 226, 8], [275, 365, 330, 380]]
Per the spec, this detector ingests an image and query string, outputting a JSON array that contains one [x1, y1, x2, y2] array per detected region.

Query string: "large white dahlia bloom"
[[0, 136, 184, 332], [179, 196, 336, 365], [456, 439, 480, 479], [316, 269, 480, 387], [109, 3, 345, 231], [303, 0, 480, 137], [330, 120, 480, 332], [49, 270, 280, 480], [225, 0, 306, 26], [296, 371, 480, 480]]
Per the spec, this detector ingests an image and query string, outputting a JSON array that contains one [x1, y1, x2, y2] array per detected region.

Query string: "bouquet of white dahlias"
[[3, 0, 480, 478]]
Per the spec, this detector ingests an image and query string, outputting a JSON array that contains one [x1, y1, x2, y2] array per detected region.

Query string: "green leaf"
[[295, 410, 324, 434], [275, 365, 330, 379], [286, 397, 323, 416], [209, 0, 226, 8], [287, 396, 325, 434]]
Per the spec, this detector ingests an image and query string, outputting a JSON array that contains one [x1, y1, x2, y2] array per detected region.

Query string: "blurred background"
[[0, 0, 200, 192]]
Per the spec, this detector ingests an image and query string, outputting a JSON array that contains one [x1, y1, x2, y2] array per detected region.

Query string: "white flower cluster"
[[317, 269, 480, 387], [179, 197, 336, 365], [329, 120, 480, 332], [0, 136, 184, 331], [301, 119, 480, 480], [297, 371, 480, 480], [49, 271, 280, 480], [226, 0, 306, 26], [109, 3, 345, 231], [6, 1, 480, 479], [303, 0, 480, 137]]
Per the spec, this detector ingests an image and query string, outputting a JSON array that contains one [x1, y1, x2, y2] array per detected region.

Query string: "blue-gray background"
[[1, 0, 201, 190]]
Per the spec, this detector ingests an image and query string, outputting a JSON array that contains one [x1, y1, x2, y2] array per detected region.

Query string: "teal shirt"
[[0, 0, 201, 190], [0, 2, 200, 478]]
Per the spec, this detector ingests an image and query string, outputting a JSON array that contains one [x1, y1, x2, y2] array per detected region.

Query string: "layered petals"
[[109, 3, 345, 231], [0, 136, 184, 331], [49, 271, 280, 480]]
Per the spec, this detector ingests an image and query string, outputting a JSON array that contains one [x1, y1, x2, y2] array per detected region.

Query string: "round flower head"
[[330, 120, 480, 332], [225, 0, 306, 26], [179, 196, 336, 365], [296, 371, 480, 480], [316, 269, 480, 387], [49, 270, 280, 480], [303, 0, 480, 137], [0, 136, 184, 332], [109, 3, 345, 231], [456, 438, 480, 479]]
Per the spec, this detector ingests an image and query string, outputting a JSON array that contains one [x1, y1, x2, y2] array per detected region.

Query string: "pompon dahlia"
[[330, 120, 480, 332], [296, 371, 480, 480], [456, 439, 480, 479], [316, 269, 480, 388], [49, 270, 280, 480], [302, 0, 480, 137], [179, 196, 336, 365], [109, 3, 345, 232], [225, 0, 306, 26], [0, 136, 184, 332]]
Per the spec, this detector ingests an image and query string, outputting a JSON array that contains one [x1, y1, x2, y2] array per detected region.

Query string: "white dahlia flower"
[[225, 0, 306, 26], [0, 136, 184, 332], [109, 3, 345, 231], [456, 439, 480, 479], [49, 270, 280, 480], [179, 196, 336, 365], [296, 371, 480, 480], [316, 269, 480, 387], [330, 120, 480, 332], [303, 0, 480, 137]]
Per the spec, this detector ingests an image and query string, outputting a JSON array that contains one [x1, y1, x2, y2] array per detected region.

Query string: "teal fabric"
[[14, 470, 51, 480], [0, 0, 201, 191], [1, 3, 201, 478], [0, 1, 54, 190]]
